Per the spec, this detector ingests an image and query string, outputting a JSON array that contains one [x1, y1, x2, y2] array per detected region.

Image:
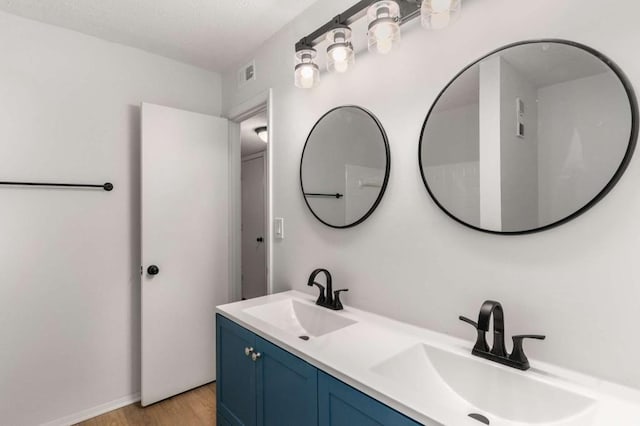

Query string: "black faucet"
[[307, 268, 349, 310], [460, 300, 545, 370]]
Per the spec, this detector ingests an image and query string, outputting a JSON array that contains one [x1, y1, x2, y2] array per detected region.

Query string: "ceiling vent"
[[237, 60, 256, 88]]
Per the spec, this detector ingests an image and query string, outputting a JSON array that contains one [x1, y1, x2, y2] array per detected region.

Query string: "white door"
[[141, 103, 228, 406], [241, 154, 267, 299]]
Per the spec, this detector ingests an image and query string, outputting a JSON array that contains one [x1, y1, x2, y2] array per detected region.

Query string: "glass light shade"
[[294, 48, 320, 89], [326, 27, 354, 73], [255, 126, 268, 143], [367, 1, 401, 55], [421, 0, 461, 30]]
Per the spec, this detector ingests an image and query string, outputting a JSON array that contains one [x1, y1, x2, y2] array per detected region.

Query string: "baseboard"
[[40, 392, 141, 426]]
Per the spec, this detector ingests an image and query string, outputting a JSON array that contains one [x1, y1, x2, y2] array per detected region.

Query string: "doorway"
[[240, 110, 268, 300]]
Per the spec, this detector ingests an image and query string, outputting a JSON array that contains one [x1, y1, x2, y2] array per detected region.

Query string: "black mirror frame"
[[418, 38, 639, 235], [300, 105, 391, 229]]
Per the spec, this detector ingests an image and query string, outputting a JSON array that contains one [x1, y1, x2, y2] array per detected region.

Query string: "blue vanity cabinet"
[[318, 372, 422, 426], [216, 314, 318, 426]]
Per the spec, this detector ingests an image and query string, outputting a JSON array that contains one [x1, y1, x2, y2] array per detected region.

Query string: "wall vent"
[[237, 60, 256, 88]]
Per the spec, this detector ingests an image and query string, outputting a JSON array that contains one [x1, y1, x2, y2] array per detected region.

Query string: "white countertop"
[[216, 290, 640, 426]]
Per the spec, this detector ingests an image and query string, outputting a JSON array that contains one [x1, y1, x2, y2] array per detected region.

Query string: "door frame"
[[241, 151, 267, 299], [227, 89, 273, 302]]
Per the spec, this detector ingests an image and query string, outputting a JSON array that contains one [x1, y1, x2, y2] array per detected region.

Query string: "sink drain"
[[298, 335, 310, 341], [468, 413, 490, 425]]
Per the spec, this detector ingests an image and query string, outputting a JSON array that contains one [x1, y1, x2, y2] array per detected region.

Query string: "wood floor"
[[76, 383, 217, 426]]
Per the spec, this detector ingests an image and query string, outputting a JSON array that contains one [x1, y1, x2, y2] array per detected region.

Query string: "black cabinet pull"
[[147, 265, 160, 276]]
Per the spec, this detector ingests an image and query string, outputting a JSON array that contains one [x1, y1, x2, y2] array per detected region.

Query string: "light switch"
[[274, 217, 284, 240], [516, 97, 525, 138]]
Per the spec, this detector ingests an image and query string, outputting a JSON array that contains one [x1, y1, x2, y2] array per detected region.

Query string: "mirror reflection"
[[301, 106, 390, 228], [420, 40, 636, 233]]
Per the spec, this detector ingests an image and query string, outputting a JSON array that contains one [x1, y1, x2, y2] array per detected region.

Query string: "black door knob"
[[147, 265, 160, 275], [256, 237, 264, 242]]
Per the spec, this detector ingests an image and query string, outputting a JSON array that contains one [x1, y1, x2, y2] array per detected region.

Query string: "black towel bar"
[[304, 192, 343, 199], [0, 181, 113, 191]]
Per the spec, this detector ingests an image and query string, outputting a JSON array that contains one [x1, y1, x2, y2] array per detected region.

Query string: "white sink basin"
[[371, 343, 597, 425], [243, 299, 356, 338]]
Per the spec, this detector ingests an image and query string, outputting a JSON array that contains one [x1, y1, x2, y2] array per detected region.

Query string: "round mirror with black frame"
[[300, 105, 390, 228], [419, 39, 638, 235]]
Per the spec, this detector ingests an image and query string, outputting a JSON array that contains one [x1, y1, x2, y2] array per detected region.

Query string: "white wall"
[[423, 161, 480, 225], [345, 164, 386, 224], [478, 54, 539, 232], [0, 11, 221, 425], [498, 57, 539, 231], [423, 103, 480, 166], [222, 0, 640, 390], [479, 55, 504, 231], [422, 103, 480, 225], [537, 72, 630, 225]]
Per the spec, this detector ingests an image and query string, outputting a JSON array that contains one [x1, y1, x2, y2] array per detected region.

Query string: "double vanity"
[[216, 291, 640, 425]]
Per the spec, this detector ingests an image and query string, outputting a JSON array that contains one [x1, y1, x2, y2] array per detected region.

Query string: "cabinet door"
[[217, 315, 257, 426], [255, 336, 318, 426], [318, 372, 421, 426]]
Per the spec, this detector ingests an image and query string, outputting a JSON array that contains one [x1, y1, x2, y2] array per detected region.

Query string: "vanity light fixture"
[[255, 126, 268, 143], [367, 1, 401, 54], [421, 0, 461, 30], [294, 47, 320, 89], [327, 26, 355, 73], [294, 0, 462, 89]]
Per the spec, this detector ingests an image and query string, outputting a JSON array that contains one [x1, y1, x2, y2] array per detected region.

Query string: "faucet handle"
[[459, 316, 490, 353], [459, 315, 478, 328], [309, 281, 326, 305], [513, 334, 546, 340], [509, 334, 546, 369], [332, 289, 348, 310]]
